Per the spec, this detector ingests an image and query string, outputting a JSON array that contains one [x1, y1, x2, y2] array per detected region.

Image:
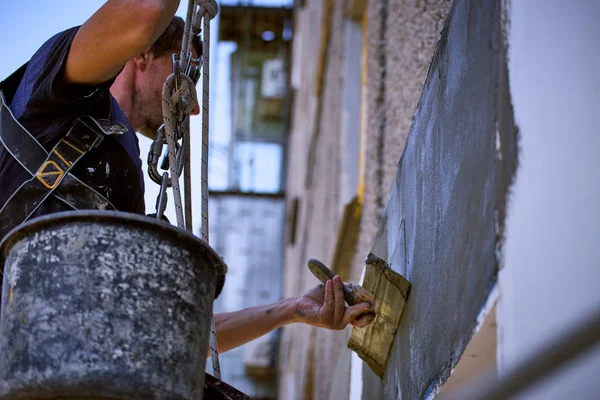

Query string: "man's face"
[[138, 47, 200, 139]]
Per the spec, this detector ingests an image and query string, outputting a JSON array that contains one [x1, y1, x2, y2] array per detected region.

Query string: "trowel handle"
[[307, 259, 357, 306]]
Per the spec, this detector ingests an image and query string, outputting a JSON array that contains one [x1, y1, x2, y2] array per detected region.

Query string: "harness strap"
[[0, 116, 107, 236], [0, 91, 119, 239]]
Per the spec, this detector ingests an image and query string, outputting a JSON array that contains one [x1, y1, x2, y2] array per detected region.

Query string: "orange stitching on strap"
[[52, 149, 72, 167], [60, 138, 84, 154]]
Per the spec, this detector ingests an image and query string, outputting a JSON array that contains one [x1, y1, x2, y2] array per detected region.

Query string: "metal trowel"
[[308, 253, 411, 378]]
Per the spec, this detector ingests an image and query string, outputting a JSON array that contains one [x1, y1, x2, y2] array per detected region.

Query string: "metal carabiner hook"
[[148, 126, 167, 185], [148, 124, 188, 186], [155, 172, 169, 220]]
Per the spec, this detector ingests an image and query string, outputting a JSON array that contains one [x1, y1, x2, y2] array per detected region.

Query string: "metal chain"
[[148, 0, 222, 381]]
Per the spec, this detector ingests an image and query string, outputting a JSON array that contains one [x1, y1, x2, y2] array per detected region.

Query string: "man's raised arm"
[[64, 0, 181, 86]]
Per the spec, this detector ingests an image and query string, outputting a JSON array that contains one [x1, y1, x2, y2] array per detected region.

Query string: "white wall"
[[499, 1, 600, 398]]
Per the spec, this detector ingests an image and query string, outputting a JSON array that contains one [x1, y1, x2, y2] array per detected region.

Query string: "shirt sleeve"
[[30, 26, 116, 106]]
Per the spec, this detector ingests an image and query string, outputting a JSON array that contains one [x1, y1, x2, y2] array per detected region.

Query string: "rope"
[[159, 0, 222, 380], [183, 120, 193, 232], [200, 9, 211, 244], [198, 5, 222, 380]]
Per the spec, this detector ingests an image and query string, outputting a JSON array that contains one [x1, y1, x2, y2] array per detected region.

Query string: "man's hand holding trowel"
[[207, 269, 376, 355], [307, 255, 412, 378], [294, 274, 375, 330]]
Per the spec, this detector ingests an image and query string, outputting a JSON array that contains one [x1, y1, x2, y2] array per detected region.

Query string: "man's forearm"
[[209, 278, 374, 355], [65, 0, 182, 85], [143, 0, 181, 34], [212, 297, 298, 354], [115, 0, 182, 49]]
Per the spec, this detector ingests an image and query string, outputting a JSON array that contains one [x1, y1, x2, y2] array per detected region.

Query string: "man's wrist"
[[280, 296, 301, 325]]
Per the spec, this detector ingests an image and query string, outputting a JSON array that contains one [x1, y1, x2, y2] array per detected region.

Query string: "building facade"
[[279, 0, 451, 398], [279, 0, 600, 399]]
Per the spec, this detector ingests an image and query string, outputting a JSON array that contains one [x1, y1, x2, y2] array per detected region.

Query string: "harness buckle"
[[36, 160, 65, 189]]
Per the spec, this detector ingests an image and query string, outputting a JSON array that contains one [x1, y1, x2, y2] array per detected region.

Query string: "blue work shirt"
[[0, 27, 145, 224]]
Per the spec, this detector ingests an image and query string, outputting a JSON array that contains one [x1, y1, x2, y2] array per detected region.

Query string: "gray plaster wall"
[[362, 0, 515, 398]]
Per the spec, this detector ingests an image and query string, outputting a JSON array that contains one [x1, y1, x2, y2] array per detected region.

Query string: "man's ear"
[[133, 50, 153, 71]]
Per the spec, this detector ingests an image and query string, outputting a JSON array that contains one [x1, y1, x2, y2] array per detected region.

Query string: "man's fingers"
[[305, 282, 326, 303], [343, 302, 375, 327], [297, 279, 377, 329], [332, 276, 345, 327], [321, 279, 334, 324], [351, 312, 376, 328]]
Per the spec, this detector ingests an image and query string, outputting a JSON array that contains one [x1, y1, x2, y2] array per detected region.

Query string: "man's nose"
[[191, 99, 200, 116]]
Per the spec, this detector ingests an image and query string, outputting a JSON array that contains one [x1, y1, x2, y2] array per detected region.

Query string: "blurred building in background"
[[207, 1, 293, 399]]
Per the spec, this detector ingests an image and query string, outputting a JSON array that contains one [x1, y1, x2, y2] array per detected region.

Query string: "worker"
[[0, 0, 374, 354]]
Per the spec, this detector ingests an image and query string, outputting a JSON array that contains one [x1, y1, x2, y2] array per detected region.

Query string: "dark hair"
[[151, 16, 202, 58]]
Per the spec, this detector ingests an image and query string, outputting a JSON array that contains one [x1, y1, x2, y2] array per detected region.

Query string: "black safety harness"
[[0, 64, 127, 239]]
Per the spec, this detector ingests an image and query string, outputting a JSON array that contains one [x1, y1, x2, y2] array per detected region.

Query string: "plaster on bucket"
[[0, 210, 227, 400]]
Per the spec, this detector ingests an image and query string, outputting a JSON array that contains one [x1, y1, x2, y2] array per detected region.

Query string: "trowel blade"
[[348, 253, 411, 378]]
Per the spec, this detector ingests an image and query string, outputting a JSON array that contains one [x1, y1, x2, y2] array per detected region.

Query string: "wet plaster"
[[361, 0, 518, 398]]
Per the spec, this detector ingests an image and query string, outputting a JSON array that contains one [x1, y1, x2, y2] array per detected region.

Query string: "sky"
[[0, 1, 236, 232]]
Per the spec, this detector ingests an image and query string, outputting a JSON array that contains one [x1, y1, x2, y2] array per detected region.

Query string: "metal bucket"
[[0, 211, 226, 400]]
